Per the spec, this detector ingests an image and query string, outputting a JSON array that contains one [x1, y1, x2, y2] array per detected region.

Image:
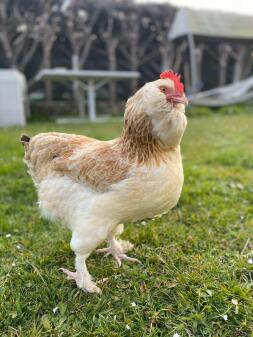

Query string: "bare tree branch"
[[64, 2, 100, 68], [98, 8, 120, 111]]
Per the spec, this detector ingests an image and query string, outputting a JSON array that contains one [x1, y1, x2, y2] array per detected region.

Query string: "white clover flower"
[[16, 244, 21, 250], [126, 324, 131, 330], [131, 301, 136, 307], [6, 234, 12, 238], [223, 314, 228, 321], [52, 307, 59, 314], [232, 299, 238, 306], [173, 333, 180, 337], [141, 221, 146, 225], [248, 258, 253, 264], [12, 262, 16, 267]]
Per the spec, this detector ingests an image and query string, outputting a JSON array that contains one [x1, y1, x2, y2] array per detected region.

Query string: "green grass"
[[0, 113, 253, 337]]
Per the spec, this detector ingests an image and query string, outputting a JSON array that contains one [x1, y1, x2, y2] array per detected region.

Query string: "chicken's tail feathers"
[[20, 134, 31, 146]]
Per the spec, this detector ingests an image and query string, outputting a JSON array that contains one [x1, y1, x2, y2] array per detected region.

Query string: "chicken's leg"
[[61, 226, 109, 294], [96, 224, 141, 267]]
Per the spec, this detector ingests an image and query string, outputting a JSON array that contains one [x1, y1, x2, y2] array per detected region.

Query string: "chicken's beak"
[[167, 94, 188, 106]]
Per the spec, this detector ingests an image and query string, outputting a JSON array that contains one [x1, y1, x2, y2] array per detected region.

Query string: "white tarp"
[[189, 76, 253, 106]]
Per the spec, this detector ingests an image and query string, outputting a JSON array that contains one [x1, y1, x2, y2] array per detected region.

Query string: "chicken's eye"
[[160, 87, 167, 93]]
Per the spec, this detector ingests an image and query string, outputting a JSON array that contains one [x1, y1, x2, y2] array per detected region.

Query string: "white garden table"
[[36, 69, 140, 121]]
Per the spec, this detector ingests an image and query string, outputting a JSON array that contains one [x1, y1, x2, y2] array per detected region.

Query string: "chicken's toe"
[[85, 280, 102, 294], [60, 268, 77, 280]]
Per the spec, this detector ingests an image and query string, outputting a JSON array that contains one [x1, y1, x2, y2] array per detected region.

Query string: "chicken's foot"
[[60, 250, 102, 294], [60, 267, 101, 294], [96, 238, 141, 267]]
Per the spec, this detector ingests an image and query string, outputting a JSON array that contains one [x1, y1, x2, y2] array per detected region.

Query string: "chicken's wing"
[[23, 132, 130, 191]]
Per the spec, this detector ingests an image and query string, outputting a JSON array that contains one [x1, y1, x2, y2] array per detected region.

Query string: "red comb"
[[160, 70, 184, 95]]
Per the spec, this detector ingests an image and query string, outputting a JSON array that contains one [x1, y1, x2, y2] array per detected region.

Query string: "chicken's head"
[[124, 70, 188, 148]]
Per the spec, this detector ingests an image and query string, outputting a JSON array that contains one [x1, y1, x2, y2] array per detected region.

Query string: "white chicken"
[[21, 71, 188, 294]]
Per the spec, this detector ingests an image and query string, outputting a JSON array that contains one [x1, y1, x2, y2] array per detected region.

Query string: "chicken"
[[21, 71, 188, 294]]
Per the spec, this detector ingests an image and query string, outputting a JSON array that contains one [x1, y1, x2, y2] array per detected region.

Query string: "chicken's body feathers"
[[38, 147, 183, 227]]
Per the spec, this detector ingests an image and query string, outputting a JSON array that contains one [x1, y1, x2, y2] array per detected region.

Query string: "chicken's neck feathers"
[[118, 96, 178, 166]]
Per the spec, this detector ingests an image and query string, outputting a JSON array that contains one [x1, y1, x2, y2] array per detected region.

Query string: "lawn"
[[0, 113, 253, 337]]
